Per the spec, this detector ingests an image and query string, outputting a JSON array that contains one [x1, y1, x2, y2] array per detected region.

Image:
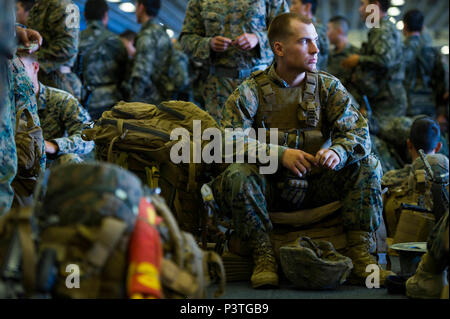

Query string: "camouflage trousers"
[[427, 209, 449, 269], [211, 154, 383, 242], [0, 59, 17, 215], [203, 75, 243, 125], [39, 69, 82, 101]]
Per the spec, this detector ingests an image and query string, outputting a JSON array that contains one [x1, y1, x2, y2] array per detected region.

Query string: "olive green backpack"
[[83, 101, 225, 236]]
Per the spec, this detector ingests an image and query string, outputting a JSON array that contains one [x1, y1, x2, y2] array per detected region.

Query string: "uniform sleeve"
[[221, 79, 286, 165], [180, 0, 213, 61], [357, 27, 400, 69], [36, 1, 79, 73], [126, 30, 158, 102], [52, 97, 94, 155], [252, 0, 289, 60], [323, 79, 371, 169]]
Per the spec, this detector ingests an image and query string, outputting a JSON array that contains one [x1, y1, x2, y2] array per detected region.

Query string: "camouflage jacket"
[[352, 16, 405, 113], [313, 17, 329, 71], [124, 19, 172, 104], [0, 0, 17, 214], [78, 20, 128, 110], [11, 57, 47, 172], [403, 35, 448, 115], [27, 0, 80, 73], [180, 0, 289, 70], [37, 82, 94, 156], [221, 64, 371, 170], [327, 43, 359, 89]]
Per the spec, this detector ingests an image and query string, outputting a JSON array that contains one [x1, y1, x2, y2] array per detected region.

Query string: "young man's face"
[[278, 20, 319, 73], [135, 3, 145, 24], [290, 0, 309, 17], [327, 22, 340, 45], [16, 2, 29, 25]]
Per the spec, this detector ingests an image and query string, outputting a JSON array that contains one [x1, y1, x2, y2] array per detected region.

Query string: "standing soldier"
[[326, 16, 359, 90], [123, 0, 172, 104], [27, 0, 82, 101], [77, 0, 128, 120], [290, 0, 329, 71], [403, 9, 448, 118], [212, 13, 392, 289], [180, 0, 289, 124]]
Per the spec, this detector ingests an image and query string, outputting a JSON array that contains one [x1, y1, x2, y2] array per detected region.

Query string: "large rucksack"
[[83, 101, 225, 236]]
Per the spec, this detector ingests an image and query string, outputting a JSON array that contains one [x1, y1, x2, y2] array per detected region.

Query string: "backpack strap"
[[303, 72, 321, 127], [252, 70, 276, 111]]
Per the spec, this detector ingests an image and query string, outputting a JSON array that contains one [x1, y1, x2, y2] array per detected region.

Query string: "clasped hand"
[[281, 148, 341, 177]]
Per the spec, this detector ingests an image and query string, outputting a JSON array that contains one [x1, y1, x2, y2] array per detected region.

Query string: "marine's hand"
[[232, 33, 259, 51], [315, 149, 340, 170], [45, 140, 59, 155], [342, 54, 359, 69], [210, 36, 233, 52], [281, 149, 317, 177], [16, 26, 42, 53]]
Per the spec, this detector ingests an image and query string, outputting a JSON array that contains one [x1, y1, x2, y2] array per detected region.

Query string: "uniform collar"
[[141, 18, 155, 31], [86, 20, 105, 30], [37, 82, 47, 111], [267, 64, 290, 88]]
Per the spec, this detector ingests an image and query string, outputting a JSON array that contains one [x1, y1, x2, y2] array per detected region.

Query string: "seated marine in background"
[[18, 52, 94, 166]]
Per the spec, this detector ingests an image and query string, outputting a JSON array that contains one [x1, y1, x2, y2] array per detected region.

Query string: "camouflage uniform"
[[78, 20, 128, 120], [180, 0, 289, 124], [27, 0, 82, 100], [403, 34, 448, 118], [327, 43, 358, 90], [211, 64, 383, 242], [0, 0, 17, 214], [37, 82, 94, 164], [351, 16, 406, 136], [123, 20, 172, 105], [427, 209, 449, 265], [312, 17, 329, 72]]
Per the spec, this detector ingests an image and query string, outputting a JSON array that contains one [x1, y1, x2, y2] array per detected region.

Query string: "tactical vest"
[[252, 70, 331, 155]]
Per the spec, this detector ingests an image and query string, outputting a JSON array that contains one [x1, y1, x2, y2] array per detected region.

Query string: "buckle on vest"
[[306, 102, 319, 127]]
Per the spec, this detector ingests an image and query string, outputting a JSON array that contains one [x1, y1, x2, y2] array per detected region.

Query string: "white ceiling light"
[[166, 29, 175, 38], [107, 0, 121, 3], [442, 46, 449, 55], [388, 7, 401, 17], [396, 21, 404, 30], [391, 0, 405, 6], [119, 2, 135, 13], [389, 17, 397, 24]]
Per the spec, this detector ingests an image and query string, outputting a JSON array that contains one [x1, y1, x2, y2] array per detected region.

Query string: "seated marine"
[[18, 51, 94, 166], [211, 13, 393, 289]]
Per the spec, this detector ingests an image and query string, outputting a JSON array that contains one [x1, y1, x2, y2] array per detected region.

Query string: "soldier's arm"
[[126, 30, 159, 102], [52, 96, 94, 155], [179, 0, 212, 61], [250, 0, 289, 59], [35, 1, 79, 73], [357, 28, 398, 69], [221, 79, 286, 165], [324, 78, 371, 169]]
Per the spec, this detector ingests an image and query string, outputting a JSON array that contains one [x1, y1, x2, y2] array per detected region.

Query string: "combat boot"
[[344, 230, 395, 286], [250, 234, 279, 289], [406, 252, 448, 299]]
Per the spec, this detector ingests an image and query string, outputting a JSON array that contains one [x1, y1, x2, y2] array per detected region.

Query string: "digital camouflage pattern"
[[37, 83, 94, 158], [351, 16, 406, 135], [312, 17, 329, 72], [403, 35, 448, 118], [11, 57, 47, 174], [180, 0, 289, 124], [27, 0, 82, 100], [123, 20, 172, 105], [327, 43, 359, 89], [427, 209, 449, 264], [78, 20, 128, 119], [0, 0, 17, 215], [37, 162, 143, 230], [212, 64, 383, 242]]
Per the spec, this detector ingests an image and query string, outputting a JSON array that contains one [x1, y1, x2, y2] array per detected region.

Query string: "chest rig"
[[252, 70, 331, 155]]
